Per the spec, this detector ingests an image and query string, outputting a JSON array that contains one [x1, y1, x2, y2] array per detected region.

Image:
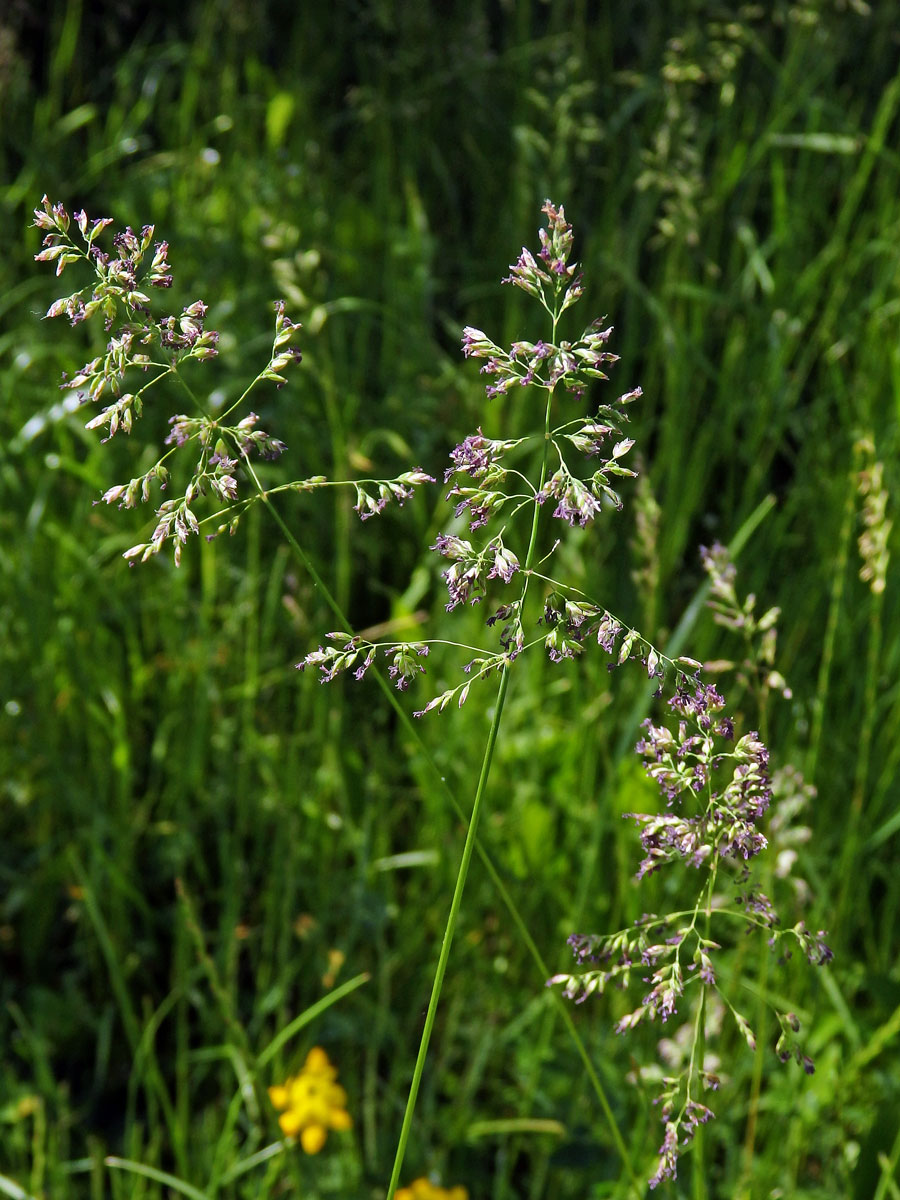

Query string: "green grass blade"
[[104, 1158, 210, 1200]]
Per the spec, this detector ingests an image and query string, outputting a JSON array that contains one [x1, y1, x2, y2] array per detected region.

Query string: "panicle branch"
[[34, 197, 433, 565], [550, 541, 831, 1188]]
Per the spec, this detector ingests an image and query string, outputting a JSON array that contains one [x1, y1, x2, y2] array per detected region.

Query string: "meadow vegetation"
[[1, 2, 899, 1197]]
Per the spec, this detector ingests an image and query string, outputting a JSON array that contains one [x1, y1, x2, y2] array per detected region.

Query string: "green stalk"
[[690, 871, 716, 1200], [836, 582, 884, 930], [690, 986, 708, 1200], [739, 679, 775, 1191], [385, 661, 513, 1199], [872, 1112, 900, 1200], [806, 468, 855, 782], [385, 383, 568, 1198]]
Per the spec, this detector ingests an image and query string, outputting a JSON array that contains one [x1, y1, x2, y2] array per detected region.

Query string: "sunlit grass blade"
[[104, 1158, 209, 1200]]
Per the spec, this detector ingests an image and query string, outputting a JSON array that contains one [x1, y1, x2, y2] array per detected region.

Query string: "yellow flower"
[[268, 1047, 352, 1154], [395, 1178, 468, 1200]]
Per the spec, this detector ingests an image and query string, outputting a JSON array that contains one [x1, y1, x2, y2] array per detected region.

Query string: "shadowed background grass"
[[1, 1, 898, 1196]]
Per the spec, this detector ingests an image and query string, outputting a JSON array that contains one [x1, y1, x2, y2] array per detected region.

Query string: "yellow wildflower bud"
[[395, 1179, 468, 1200], [300, 1124, 327, 1155]]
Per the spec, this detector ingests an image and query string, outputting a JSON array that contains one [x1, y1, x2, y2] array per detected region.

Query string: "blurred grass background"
[[1, 0, 899, 1196]]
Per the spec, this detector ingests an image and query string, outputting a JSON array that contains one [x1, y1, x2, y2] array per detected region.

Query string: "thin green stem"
[[690, 987, 707, 1200], [872, 1112, 900, 1200], [836, 582, 884, 930], [520, 389, 556, 588], [739, 797, 775, 1193], [807, 467, 855, 781], [689, 865, 717, 1200], [386, 382, 569, 1197]]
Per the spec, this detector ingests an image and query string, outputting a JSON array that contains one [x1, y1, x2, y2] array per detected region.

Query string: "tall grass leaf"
[[104, 1158, 210, 1200]]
